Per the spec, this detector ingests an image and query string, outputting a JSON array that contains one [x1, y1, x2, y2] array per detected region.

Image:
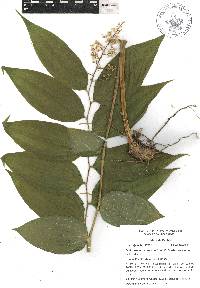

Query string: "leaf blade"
[[92, 168, 177, 206], [2, 67, 84, 122], [14, 216, 87, 254], [127, 81, 171, 127], [3, 120, 103, 160], [100, 191, 163, 227], [18, 12, 88, 90], [7, 170, 84, 221], [125, 35, 165, 89], [2, 152, 83, 193], [92, 144, 184, 206]]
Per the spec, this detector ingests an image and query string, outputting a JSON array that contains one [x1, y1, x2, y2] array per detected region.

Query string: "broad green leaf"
[[2, 67, 84, 122], [93, 35, 167, 137], [2, 152, 83, 193], [92, 169, 177, 206], [18, 12, 88, 90], [127, 81, 171, 128], [94, 144, 183, 172], [93, 81, 170, 137], [125, 35, 165, 90], [14, 216, 87, 254], [3, 120, 104, 160], [7, 170, 84, 221], [96, 144, 183, 167], [92, 144, 184, 206], [100, 191, 163, 227]]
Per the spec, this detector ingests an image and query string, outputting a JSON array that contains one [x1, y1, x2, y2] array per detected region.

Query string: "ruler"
[[22, 0, 119, 14]]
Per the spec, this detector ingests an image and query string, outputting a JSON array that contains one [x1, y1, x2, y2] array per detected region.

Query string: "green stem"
[[87, 67, 120, 252], [85, 39, 112, 225], [84, 43, 110, 238]]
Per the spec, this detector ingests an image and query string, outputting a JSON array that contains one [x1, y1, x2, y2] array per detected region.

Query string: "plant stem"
[[84, 157, 91, 222], [84, 43, 111, 225], [119, 40, 133, 146], [87, 68, 120, 252], [85, 42, 112, 130]]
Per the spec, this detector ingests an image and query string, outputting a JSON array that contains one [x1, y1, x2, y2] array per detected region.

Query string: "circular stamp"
[[156, 3, 192, 38]]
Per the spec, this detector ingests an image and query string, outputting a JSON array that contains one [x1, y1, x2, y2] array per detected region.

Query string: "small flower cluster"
[[90, 22, 124, 64], [101, 64, 117, 80], [90, 40, 104, 64], [103, 22, 124, 45]]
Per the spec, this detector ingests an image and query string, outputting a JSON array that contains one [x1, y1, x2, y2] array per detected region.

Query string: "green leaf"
[[125, 35, 165, 89], [14, 216, 87, 254], [2, 152, 83, 194], [93, 35, 167, 137], [2, 67, 84, 122], [7, 171, 84, 221], [96, 144, 183, 167], [17, 12, 88, 90], [100, 191, 163, 227], [127, 81, 171, 128], [92, 144, 184, 206], [3, 120, 103, 160], [92, 169, 177, 207]]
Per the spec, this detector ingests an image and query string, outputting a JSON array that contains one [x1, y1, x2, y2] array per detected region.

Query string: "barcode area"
[[23, 0, 99, 13]]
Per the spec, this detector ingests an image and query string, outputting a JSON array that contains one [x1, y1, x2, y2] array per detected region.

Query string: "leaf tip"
[[2, 115, 10, 126], [1, 66, 11, 75], [15, 10, 21, 16], [16, 10, 30, 26], [171, 153, 189, 165], [1, 155, 6, 166], [180, 153, 189, 158], [13, 224, 24, 234], [16, 10, 25, 20], [172, 167, 180, 172], [12, 227, 19, 233], [1, 66, 6, 74], [1, 153, 10, 168], [159, 34, 165, 41], [159, 214, 165, 220]]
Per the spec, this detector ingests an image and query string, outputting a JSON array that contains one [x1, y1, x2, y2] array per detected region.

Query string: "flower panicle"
[[90, 22, 125, 64]]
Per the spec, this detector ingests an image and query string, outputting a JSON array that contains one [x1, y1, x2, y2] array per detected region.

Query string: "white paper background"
[[0, 0, 200, 287]]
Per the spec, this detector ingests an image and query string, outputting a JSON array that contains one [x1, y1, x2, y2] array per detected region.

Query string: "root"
[[151, 105, 197, 141], [160, 132, 199, 151]]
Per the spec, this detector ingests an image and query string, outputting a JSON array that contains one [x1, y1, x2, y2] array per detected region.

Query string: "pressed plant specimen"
[[1, 13, 196, 253]]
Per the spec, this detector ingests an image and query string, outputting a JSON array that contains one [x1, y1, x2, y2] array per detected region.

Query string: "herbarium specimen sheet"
[[0, 1, 200, 287]]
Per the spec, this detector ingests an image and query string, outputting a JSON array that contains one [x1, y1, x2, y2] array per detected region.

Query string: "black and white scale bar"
[[23, 0, 99, 14]]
